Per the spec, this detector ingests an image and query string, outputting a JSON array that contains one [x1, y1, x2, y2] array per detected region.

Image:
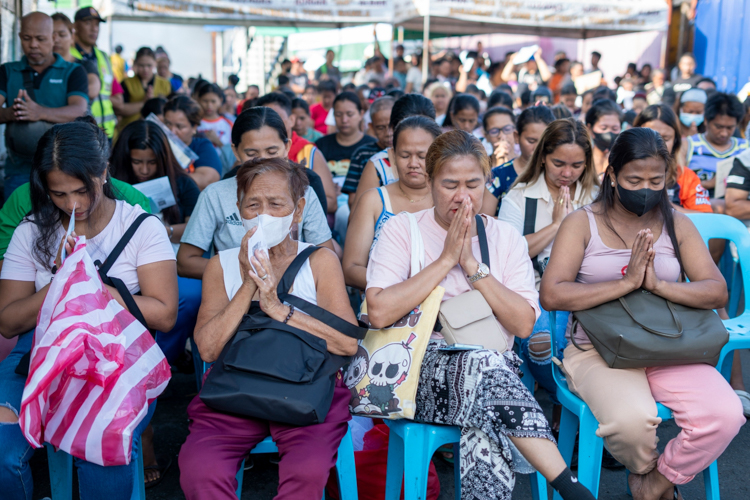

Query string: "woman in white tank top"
[[179, 157, 359, 500]]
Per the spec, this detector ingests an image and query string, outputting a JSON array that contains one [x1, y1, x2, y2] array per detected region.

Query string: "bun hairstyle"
[[235, 157, 309, 205]]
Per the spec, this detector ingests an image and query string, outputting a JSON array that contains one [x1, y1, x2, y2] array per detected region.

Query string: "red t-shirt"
[[676, 166, 712, 213], [310, 103, 329, 134]]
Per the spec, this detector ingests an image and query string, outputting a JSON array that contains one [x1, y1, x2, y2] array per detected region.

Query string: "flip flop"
[[144, 457, 173, 489], [735, 390, 750, 418]]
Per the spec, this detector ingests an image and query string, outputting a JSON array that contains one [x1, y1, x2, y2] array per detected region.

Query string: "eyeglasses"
[[487, 125, 515, 137]]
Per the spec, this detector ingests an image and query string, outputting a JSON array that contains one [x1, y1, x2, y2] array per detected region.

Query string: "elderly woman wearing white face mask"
[[179, 156, 360, 500]]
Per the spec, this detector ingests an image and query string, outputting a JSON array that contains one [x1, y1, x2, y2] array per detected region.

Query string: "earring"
[[611, 181, 615, 187]]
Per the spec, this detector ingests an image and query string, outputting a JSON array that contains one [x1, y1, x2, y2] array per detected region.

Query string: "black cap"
[[74, 7, 106, 22]]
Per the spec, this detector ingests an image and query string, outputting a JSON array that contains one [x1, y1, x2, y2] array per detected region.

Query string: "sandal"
[[144, 457, 173, 489], [735, 390, 750, 418], [436, 444, 454, 464]]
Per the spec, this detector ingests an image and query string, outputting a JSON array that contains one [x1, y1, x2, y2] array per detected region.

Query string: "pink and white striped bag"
[[19, 238, 171, 466]]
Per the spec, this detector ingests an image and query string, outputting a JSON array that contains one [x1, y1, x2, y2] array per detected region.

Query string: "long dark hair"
[[110, 120, 186, 224], [633, 104, 682, 186], [231, 106, 288, 147], [29, 116, 113, 270], [443, 93, 480, 129], [594, 127, 684, 278]]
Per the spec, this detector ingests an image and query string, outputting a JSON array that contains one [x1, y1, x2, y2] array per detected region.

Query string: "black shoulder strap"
[[21, 69, 36, 101], [96, 213, 156, 277], [523, 197, 537, 236], [475, 214, 490, 268], [95, 213, 157, 333], [273, 245, 367, 340], [523, 197, 541, 273]]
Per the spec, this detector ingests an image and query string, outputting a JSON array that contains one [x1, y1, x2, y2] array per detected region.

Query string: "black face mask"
[[617, 183, 662, 217], [593, 131, 618, 151]]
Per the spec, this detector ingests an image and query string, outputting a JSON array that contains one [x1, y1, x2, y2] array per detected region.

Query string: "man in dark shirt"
[[672, 53, 703, 93], [0, 12, 88, 199]]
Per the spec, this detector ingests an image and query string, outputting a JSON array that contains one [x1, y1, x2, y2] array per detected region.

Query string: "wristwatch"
[[468, 263, 490, 284]]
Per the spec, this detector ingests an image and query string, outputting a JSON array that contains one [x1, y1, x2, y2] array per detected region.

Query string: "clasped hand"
[[13, 90, 43, 122], [624, 229, 661, 292], [439, 198, 480, 277]]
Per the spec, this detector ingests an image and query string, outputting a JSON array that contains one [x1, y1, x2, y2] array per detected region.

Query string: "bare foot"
[[628, 468, 672, 500]]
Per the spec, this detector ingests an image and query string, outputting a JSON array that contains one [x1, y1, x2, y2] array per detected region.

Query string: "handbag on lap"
[[347, 212, 444, 419], [200, 246, 368, 426]]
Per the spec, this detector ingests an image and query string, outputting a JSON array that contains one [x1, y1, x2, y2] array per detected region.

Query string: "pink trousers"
[[179, 378, 350, 500], [563, 345, 744, 484]]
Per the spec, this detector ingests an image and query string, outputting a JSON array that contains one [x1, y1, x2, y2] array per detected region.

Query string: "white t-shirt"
[[2, 201, 175, 293], [406, 66, 422, 93], [198, 117, 234, 147]]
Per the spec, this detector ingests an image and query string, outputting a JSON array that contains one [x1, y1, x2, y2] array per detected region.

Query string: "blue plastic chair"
[[46, 434, 146, 500], [384, 419, 548, 500], [549, 312, 720, 499], [191, 344, 358, 500], [687, 213, 750, 381]]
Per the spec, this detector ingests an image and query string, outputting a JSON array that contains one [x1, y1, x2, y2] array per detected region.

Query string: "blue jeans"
[[0, 331, 154, 500], [3, 173, 30, 201], [518, 304, 569, 405], [155, 276, 202, 363]]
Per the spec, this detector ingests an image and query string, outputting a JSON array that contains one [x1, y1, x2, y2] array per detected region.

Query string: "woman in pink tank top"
[[541, 128, 743, 500]]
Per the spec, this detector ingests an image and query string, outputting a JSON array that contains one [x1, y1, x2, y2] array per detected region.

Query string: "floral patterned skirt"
[[414, 340, 555, 500]]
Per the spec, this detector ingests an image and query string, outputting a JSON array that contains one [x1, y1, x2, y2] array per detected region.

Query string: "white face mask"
[[241, 211, 296, 249]]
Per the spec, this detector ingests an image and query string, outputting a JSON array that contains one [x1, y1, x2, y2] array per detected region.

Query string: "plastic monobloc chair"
[[46, 434, 146, 500], [384, 419, 548, 500], [687, 213, 750, 381], [191, 345, 358, 500], [549, 312, 720, 499]]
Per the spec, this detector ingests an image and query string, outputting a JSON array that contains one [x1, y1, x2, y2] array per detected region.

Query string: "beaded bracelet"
[[283, 305, 295, 324]]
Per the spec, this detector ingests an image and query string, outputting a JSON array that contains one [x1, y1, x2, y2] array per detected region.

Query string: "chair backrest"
[[686, 213, 750, 311]]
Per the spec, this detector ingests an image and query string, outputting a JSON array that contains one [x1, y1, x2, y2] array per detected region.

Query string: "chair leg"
[[553, 406, 579, 500], [530, 470, 548, 500], [402, 426, 431, 500], [453, 442, 461, 500], [385, 427, 405, 500], [46, 444, 74, 500], [575, 408, 604, 499], [131, 435, 146, 500], [335, 428, 359, 500], [703, 460, 721, 500], [236, 459, 245, 499]]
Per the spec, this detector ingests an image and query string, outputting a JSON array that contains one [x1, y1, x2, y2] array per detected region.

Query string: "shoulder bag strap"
[[405, 212, 425, 277], [523, 197, 541, 273], [475, 214, 490, 268], [273, 245, 367, 340], [96, 213, 156, 278]]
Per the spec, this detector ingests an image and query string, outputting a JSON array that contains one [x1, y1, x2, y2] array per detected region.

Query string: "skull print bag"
[[346, 212, 445, 420]]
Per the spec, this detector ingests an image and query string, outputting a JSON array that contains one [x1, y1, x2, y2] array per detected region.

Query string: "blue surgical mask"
[[680, 112, 704, 127]]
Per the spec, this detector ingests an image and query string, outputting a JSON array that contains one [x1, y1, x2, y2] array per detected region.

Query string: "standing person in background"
[[156, 52, 184, 94], [69, 6, 116, 139], [0, 12, 88, 200], [115, 47, 172, 133], [672, 53, 703, 93], [424, 81, 453, 126], [405, 52, 423, 93], [163, 96, 222, 190], [585, 98, 622, 177], [289, 57, 308, 94], [684, 92, 747, 194], [110, 44, 127, 82], [51, 13, 100, 102], [587, 51, 602, 75], [221, 86, 238, 122], [310, 80, 337, 134], [315, 49, 341, 84], [291, 98, 323, 142], [646, 69, 667, 105]]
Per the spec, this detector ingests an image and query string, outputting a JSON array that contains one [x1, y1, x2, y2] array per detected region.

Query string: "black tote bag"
[[200, 246, 368, 426]]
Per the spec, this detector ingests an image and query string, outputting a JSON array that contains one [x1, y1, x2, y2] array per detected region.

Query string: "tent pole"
[[421, 0, 430, 85]]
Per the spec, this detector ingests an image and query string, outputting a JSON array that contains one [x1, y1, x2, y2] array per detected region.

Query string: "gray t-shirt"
[[181, 177, 331, 252]]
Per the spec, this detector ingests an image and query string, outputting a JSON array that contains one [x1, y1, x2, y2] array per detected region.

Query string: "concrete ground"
[[29, 351, 750, 499]]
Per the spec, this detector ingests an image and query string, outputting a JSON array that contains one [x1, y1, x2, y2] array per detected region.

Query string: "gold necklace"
[[398, 183, 430, 204]]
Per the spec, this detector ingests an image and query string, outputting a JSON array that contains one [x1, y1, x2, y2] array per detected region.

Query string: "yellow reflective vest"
[[69, 45, 116, 138]]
